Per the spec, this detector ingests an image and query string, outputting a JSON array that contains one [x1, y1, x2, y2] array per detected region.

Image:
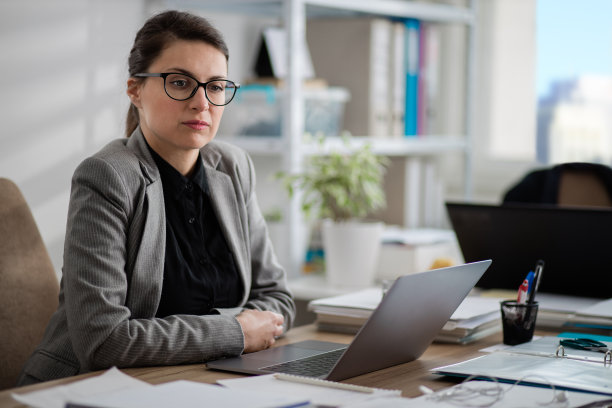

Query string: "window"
[[536, 0, 612, 164]]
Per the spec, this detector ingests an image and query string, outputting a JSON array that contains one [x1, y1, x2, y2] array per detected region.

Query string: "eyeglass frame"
[[133, 72, 240, 106]]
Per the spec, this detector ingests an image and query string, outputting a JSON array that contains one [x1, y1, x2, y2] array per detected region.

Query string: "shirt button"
[[188, 217, 195, 224], [185, 183, 193, 192], [199, 258, 206, 266]]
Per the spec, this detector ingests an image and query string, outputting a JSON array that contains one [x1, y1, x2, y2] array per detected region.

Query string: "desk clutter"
[[308, 288, 503, 344], [13, 358, 612, 408], [11, 368, 308, 408], [346, 381, 612, 408], [432, 334, 612, 397]]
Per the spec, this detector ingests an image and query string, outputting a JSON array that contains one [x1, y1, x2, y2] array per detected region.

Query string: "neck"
[[161, 150, 199, 177], [142, 133, 200, 177]]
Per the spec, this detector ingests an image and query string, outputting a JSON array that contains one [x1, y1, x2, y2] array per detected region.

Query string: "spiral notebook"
[[217, 373, 401, 407], [433, 336, 612, 395]]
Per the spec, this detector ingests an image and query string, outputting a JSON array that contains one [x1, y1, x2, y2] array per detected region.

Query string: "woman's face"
[[128, 39, 228, 158]]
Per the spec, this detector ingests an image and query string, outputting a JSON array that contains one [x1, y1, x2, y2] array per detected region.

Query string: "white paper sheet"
[[577, 298, 612, 318], [67, 379, 308, 408], [11, 367, 150, 408]]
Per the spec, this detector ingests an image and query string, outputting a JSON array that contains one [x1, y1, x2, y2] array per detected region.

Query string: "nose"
[[190, 85, 209, 111]]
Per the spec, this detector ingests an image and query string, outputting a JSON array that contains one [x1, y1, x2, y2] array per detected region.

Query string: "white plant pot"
[[321, 219, 384, 288]]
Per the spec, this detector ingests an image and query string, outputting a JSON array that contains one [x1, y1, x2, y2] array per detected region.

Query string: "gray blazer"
[[18, 128, 295, 385]]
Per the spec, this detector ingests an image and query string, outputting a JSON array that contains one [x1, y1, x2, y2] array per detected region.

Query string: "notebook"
[[206, 260, 491, 381], [446, 202, 612, 299]]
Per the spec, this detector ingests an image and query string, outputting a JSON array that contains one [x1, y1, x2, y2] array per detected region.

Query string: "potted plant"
[[278, 139, 389, 287]]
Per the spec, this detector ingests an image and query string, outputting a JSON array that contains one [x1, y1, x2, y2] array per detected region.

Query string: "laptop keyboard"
[[260, 348, 346, 378]]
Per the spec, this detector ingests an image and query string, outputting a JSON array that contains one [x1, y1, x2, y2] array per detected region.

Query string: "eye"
[[207, 81, 226, 93], [169, 79, 189, 88], [166, 74, 195, 89], [172, 80, 187, 87]]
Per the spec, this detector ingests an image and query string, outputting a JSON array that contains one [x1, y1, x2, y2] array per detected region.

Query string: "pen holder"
[[500, 300, 538, 345]]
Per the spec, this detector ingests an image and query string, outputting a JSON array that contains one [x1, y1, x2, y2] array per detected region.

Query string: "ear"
[[126, 77, 143, 108]]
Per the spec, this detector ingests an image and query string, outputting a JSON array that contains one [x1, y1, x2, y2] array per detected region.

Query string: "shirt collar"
[[145, 141, 208, 199]]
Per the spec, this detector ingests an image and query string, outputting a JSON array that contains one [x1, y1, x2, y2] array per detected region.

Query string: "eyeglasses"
[[134, 72, 240, 106]]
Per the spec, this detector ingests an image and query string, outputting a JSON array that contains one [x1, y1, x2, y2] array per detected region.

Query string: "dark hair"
[[125, 10, 229, 137]]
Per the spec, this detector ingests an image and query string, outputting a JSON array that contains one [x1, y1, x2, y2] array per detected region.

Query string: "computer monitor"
[[446, 202, 612, 299]]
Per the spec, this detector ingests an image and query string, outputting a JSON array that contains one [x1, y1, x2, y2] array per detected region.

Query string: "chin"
[[185, 131, 215, 149]]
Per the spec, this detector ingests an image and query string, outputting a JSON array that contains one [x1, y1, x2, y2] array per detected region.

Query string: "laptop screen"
[[446, 202, 612, 299]]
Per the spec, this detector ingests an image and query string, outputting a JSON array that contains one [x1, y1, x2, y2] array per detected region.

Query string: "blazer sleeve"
[[64, 156, 245, 372]]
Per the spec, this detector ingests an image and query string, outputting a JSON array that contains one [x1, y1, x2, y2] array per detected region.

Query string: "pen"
[[516, 271, 533, 304], [273, 373, 375, 394], [527, 260, 545, 304]]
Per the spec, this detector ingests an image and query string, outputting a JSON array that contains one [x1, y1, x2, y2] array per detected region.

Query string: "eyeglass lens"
[[164, 73, 237, 105]]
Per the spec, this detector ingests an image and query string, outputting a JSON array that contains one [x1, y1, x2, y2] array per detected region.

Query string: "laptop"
[[206, 260, 491, 381], [446, 202, 612, 299]]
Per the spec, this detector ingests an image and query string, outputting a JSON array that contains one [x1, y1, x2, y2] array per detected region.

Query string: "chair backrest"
[[503, 162, 612, 208], [557, 167, 612, 207], [0, 178, 59, 389]]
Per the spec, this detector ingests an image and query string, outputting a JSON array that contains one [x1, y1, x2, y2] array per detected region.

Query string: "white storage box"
[[376, 228, 464, 282], [218, 84, 350, 137]]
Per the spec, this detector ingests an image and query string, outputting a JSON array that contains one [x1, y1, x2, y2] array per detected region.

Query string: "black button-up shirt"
[[147, 145, 242, 318]]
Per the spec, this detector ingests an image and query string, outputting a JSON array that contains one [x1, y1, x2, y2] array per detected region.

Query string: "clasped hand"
[[236, 309, 284, 353]]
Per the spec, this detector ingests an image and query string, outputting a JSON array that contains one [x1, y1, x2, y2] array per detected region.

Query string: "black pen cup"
[[500, 300, 538, 345]]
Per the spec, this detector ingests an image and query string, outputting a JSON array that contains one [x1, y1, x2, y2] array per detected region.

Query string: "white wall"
[[0, 1, 282, 279], [0, 1, 145, 277], [443, 0, 539, 204], [469, 0, 538, 201]]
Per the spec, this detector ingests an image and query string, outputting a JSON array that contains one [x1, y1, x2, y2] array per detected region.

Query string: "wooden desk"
[[0, 324, 545, 407]]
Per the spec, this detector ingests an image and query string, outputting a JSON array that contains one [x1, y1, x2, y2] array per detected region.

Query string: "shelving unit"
[[158, 0, 477, 278]]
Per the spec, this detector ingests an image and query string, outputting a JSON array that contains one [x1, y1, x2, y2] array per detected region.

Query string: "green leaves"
[[277, 140, 389, 222]]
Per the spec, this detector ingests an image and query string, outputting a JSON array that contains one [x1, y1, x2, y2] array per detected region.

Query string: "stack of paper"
[[565, 298, 612, 330], [478, 289, 606, 330], [308, 289, 502, 344]]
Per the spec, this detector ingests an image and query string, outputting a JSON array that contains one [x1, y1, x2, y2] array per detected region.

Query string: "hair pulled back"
[[125, 10, 229, 137]]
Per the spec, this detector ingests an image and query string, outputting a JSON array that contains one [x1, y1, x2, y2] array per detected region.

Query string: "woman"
[[18, 10, 295, 385]]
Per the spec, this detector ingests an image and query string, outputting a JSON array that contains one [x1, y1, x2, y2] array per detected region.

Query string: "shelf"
[[171, 0, 477, 276], [174, 0, 474, 24], [218, 135, 468, 157]]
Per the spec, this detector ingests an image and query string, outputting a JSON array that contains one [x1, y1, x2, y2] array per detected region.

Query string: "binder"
[[389, 21, 406, 138], [433, 336, 612, 395], [307, 17, 392, 138], [403, 18, 420, 137]]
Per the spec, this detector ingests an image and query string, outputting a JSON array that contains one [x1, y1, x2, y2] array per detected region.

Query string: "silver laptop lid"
[[326, 259, 491, 381]]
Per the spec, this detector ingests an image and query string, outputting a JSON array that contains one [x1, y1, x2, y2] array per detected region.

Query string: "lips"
[[183, 120, 209, 130]]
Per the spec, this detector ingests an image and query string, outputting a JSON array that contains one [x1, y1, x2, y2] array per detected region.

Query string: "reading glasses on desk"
[[557, 338, 612, 364]]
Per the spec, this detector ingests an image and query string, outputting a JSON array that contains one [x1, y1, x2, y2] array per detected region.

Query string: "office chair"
[[502, 162, 612, 207], [0, 178, 59, 389]]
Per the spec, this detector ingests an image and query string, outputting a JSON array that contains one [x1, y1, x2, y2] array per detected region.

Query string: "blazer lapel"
[[205, 168, 250, 295], [124, 129, 166, 316]]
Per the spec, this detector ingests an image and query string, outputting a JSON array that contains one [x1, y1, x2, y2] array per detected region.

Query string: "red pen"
[[517, 278, 529, 304]]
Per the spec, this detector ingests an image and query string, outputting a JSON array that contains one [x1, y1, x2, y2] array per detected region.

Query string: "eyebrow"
[[166, 67, 227, 81]]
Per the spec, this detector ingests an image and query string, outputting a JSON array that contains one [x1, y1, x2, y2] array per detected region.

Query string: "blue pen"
[[525, 271, 535, 295], [527, 260, 545, 304]]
